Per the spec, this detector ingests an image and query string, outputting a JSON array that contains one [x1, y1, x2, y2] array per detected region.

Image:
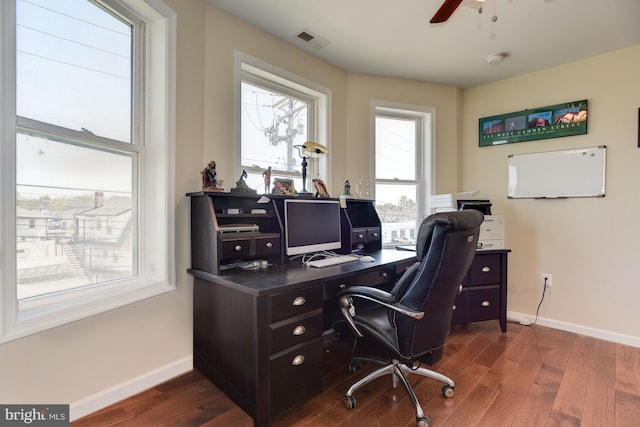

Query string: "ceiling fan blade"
[[430, 0, 464, 23]]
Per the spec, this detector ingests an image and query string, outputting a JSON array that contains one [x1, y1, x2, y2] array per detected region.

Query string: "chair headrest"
[[415, 210, 484, 261]]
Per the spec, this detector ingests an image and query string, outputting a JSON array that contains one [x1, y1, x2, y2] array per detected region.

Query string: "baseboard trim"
[[70, 356, 193, 422], [507, 311, 640, 348]]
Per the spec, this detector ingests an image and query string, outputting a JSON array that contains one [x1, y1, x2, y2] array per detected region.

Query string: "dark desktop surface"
[[188, 249, 417, 296]]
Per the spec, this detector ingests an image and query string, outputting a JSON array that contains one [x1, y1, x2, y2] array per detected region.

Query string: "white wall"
[[462, 45, 640, 346]]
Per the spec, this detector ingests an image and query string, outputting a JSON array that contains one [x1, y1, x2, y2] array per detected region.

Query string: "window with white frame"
[[374, 104, 433, 247], [237, 56, 330, 194], [0, 0, 176, 343]]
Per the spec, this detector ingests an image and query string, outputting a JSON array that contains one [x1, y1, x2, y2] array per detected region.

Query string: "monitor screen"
[[284, 199, 342, 256]]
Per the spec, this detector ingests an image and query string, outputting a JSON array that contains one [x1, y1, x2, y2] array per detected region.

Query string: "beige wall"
[[1, 0, 637, 421], [0, 0, 207, 418], [204, 6, 349, 196], [203, 7, 461, 197], [462, 45, 640, 343], [345, 74, 461, 194]]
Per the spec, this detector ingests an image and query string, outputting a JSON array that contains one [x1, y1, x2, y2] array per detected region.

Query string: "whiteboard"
[[507, 146, 606, 198]]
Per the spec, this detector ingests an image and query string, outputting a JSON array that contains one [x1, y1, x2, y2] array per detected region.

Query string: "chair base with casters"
[[343, 354, 455, 427]]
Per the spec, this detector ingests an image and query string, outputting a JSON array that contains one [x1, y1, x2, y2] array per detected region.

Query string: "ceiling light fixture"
[[486, 52, 506, 65]]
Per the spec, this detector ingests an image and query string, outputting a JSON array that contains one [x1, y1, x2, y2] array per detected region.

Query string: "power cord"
[[529, 276, 549, 325]]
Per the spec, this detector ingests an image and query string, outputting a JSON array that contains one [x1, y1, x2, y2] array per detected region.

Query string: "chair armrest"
[[337, 286, 425, 338], [337, 285, 395, 304]]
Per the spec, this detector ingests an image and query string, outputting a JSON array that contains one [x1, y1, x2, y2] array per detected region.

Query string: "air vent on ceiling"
[[294, 29, 330, 50], [297, 31, 314, 42]]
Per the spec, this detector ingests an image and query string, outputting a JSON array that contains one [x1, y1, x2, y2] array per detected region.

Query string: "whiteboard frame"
[[507, 146, 606, 199]]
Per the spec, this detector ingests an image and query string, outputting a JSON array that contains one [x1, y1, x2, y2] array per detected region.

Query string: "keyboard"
[[306, 255, 359, 268]]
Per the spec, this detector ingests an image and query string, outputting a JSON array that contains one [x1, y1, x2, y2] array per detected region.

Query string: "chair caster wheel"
[[442, 384, 454, 398], [348, 361, 357, 373], [344, 395, 356, 409], [417, 416, 431, 427]]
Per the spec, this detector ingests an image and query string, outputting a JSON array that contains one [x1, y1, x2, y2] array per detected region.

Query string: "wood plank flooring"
[[72, 321, 640, 426]]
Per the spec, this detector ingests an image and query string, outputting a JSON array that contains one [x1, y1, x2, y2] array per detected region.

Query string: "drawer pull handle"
[[357, 234, 364, 239], [452, 305, 457, 311], [481, 266, 491, 273], [292, 296, 306, 306], [339, 284, 346, 289], [381, 272, 388, 279], [292, 325, 306, 336], [234, 245, 242, 252], [372, 232, 378, 237], [481, 300, 490, 307], [292, 355, 305, 366], [266, 242, 273, 248]]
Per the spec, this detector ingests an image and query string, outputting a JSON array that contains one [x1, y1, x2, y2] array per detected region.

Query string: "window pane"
[[241, 81, 308, 173], [375, 117, 416, 180], [243, 171, 302, 195], [375, 183, 417, 246], [16, 132, 135, 300], [16, 0, 132, 142]]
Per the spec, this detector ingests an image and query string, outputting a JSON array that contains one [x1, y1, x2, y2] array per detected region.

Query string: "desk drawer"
[[451, 289, 468, 325], [270, 286, 323, 323], [367, 227, 381, 242], [269, 312, 323, 354], [219, 236, 252, 260], [467, 286, 500, 321], [254, 234, 281, 257], [351, 228, 367, 244], [269, 338, 323, 420], [467, 253, 501, 286], [324, 267, 394, 299]]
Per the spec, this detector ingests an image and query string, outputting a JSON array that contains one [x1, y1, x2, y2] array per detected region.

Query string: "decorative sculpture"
[[262, 166, 272, 194], [231, 169, 256, 193], [201, 160, 222, 191]]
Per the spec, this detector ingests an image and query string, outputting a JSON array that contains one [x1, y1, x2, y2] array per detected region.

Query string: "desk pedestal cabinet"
[[190, 252, 416, 427], [451, 249, 510, 332]]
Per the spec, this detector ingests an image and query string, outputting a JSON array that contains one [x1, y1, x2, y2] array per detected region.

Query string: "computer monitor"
[[284, 198, 342, 256]]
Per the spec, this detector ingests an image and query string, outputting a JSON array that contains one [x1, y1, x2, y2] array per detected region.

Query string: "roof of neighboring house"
[[76, 197, 132, 218]]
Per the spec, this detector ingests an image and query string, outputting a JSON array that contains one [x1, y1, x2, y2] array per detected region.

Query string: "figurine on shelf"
[[262, 166, 272, 194], [231, 169, 257, 193], [341, 180, 351, 197], [201, 160, 222, 191]]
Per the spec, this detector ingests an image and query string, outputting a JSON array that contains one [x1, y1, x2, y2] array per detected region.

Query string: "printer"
[[430, 192, 504, 250]]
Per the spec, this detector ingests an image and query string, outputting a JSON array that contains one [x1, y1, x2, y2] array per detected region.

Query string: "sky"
[[16, 0, 133, 197]]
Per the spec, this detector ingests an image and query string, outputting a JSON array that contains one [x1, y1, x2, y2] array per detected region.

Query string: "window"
[[237, 54, 330, 193], [374, 103, 434, 247], [0, 0, 176, 343]]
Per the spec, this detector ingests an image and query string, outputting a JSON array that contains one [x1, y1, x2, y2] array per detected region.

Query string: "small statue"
[[201, 160, 222, 191], [262, 166, 272, 194], [231, 169, 256, 193], [341, 180, 351, 196]]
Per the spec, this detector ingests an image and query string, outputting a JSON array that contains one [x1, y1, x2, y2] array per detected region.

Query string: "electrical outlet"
[[541, 273, 552, 288]]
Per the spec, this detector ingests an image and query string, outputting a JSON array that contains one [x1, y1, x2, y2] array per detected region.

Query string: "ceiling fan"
[[430, 0, 484, 24]]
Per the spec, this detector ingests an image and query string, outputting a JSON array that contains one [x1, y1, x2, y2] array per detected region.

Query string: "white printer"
[[430, 192, 504, 250]]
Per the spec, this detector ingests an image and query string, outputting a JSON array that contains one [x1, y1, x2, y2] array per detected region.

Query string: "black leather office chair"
[[333, 210, 483, 427]]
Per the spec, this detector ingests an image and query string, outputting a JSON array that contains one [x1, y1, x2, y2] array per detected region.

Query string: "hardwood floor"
[[72, 321, 640, 426]]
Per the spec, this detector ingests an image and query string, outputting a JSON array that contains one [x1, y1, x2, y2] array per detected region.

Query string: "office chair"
[[333, 210, 483, 427]]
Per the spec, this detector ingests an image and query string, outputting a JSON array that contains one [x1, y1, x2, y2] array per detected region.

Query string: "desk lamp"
[[294, 141, 329, 195]]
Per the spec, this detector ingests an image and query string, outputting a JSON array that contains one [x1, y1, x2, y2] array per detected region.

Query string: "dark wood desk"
[[189, 249, 417, 427]]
